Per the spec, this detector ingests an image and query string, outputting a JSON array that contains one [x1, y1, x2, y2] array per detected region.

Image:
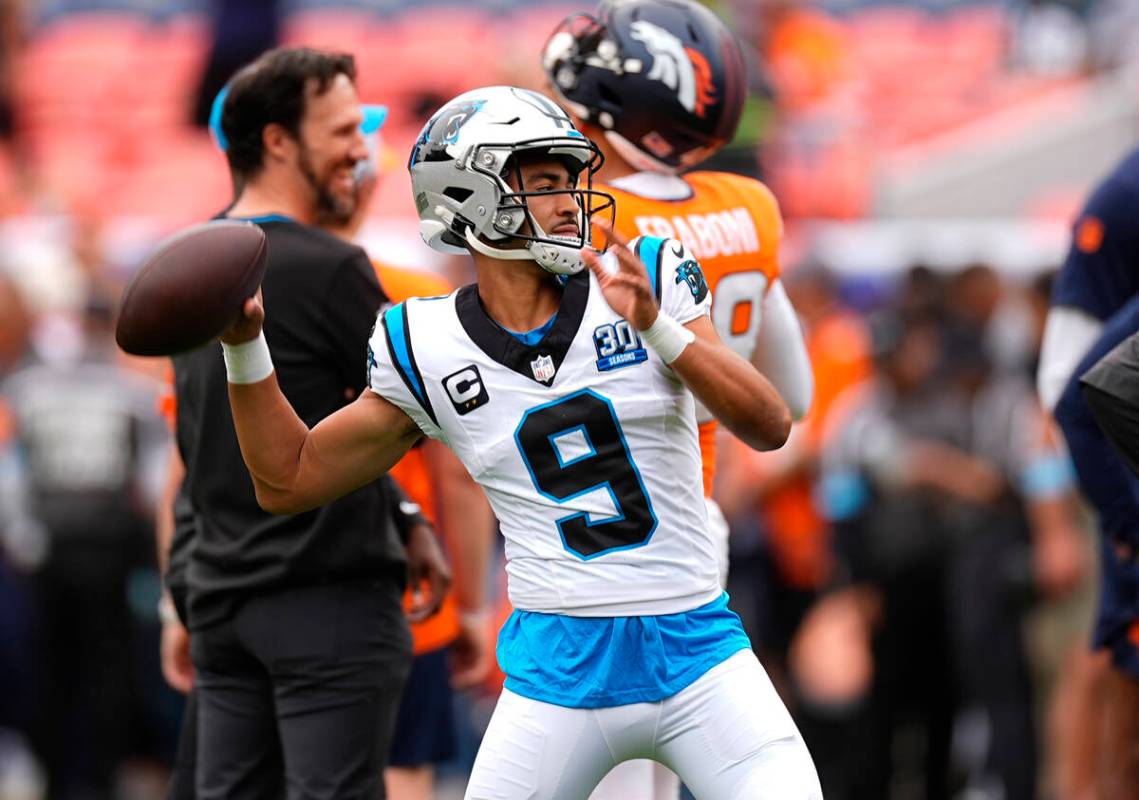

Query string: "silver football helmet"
[[408, 86, 613, 275]]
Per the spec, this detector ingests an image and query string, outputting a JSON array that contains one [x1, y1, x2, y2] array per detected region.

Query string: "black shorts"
[[387, 645, 457, 768]]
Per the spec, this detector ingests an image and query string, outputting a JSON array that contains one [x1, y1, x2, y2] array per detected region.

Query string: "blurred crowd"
[[0, 0, 1135, 798], [719, 261, 1095, 800]]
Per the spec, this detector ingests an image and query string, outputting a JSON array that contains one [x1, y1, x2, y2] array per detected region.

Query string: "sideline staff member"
[[169, 48, 444, 799]]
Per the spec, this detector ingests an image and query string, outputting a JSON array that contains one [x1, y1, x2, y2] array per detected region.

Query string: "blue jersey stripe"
[[637, 236, 665, 304], [382, 302, 436, 425]]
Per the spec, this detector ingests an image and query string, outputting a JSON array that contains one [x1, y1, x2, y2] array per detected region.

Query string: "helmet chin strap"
[[464, 227, 532, 261], [463, 222, 585, 276]]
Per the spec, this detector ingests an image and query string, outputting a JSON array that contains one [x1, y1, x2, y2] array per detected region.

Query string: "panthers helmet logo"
[[675, 260, 708, 303]]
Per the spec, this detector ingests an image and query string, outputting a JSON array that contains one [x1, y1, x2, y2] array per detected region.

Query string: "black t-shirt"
[[170, 218, 406, 630]]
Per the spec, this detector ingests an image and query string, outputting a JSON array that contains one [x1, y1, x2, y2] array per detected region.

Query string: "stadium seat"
[[16, 12, 147, 136], [281, 9, 377, 56]]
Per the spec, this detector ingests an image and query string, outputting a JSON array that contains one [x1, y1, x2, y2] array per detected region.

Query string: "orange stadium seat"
[[16, 12, 147, 136], [845, 6, 932, 79], [382, 9, 499, 96], [492, 4, 582, 91], [940, 6, 1007, 83], [110, 131, 230, 225], [282, 10, 427, 128], [129, 16, 210, 127]]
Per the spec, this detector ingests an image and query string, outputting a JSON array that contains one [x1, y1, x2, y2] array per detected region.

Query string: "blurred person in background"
[[805, 306, 981, 800], [0, 272, 28, 376], [542, 2, 813, 795], [1039, 142, 1139, 800], [0, 290, 168, 800], [746, 0, 851, 115], [158, 47, 450, 800], [803, 289, 1083, 800], [1087, 0, 1139, 70], [0, 0, 26, 200], [935, 309, 1084, 800], [1013, 0, 1093, 76], [192, 0, 281, 129], [714, 263, 870, 702]]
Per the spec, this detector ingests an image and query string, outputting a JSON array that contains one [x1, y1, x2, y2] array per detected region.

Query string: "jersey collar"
[[455, 271, 590, 387]]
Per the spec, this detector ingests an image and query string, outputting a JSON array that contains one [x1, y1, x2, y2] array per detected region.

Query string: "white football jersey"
[[368, 237, 719, 617]]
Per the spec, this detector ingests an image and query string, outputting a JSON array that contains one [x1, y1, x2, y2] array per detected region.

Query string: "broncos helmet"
[[408, 86, 614, 276], [543, 0, 746, 174]]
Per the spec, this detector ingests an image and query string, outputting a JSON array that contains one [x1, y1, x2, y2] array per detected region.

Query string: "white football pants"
[[590, 757, 680, 800], [464, 649, 822, 800]]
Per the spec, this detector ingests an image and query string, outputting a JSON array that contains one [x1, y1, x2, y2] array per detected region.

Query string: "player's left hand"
[[582, 219, 659, 331], [404, 522, 452, 623]]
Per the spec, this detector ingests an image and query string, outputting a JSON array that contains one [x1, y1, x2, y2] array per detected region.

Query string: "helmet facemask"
[[410, 86, 616, 274], [465, 139, 614, 275]]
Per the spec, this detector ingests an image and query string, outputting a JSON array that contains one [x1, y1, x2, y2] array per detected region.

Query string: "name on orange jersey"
[[633, 208, 759, 260]]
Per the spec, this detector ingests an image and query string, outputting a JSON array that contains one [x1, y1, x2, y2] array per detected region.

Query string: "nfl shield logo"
[[530, 354, 555, 382]]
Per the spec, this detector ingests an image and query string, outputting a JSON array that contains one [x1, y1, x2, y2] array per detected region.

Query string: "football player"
[[1037, 144, 1139, 800], [216, 86, 821, 799]]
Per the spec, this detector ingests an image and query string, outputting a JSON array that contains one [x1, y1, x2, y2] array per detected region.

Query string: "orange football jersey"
[[601, 170, 785, 496], [373, 260, 461, 655]]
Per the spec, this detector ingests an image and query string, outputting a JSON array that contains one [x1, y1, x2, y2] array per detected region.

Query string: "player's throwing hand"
[[582, 219, 659, 332], [220, 292, 265, 346]]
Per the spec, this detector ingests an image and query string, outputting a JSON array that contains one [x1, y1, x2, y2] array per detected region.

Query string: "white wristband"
[[639, 312, 695, 364], [222, 332, 274, 384]]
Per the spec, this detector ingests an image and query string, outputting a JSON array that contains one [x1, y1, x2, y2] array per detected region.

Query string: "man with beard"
[[164, 47, 449, 799]]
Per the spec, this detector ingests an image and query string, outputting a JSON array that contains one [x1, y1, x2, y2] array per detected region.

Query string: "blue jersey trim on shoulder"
[[381, 302, 437, 426], [498, 592, 751, 708], [635, 236, 665, 305]]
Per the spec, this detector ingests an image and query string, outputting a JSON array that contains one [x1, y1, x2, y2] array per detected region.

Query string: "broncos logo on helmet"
[[629, 20, 717, 119]]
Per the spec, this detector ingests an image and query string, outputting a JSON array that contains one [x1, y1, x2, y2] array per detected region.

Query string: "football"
[[115, 220, 268, 356]]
